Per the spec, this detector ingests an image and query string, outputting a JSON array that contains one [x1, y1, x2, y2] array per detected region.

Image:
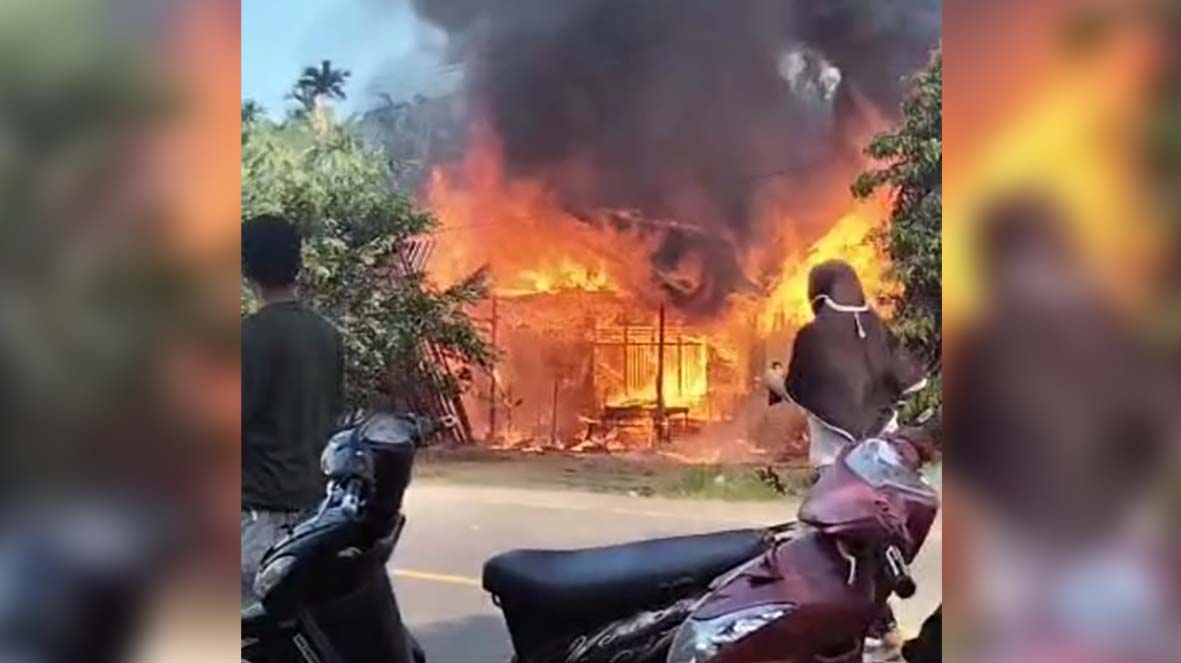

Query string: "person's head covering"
[[808, 260, 871, 338], [786, 260, 924, 440], [808, 260, 869, 309]]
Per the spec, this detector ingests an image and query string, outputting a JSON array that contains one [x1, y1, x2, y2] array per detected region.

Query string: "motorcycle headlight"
[[252, 554, 296, 600], [666, 603, 793, 663]]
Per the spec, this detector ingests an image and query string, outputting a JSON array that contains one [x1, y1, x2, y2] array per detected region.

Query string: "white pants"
[[806, 412, 897, 469], [807, 416, 850, 469]]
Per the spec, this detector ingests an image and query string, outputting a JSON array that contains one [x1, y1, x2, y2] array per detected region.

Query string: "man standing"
[[241, 216, 344, 604]]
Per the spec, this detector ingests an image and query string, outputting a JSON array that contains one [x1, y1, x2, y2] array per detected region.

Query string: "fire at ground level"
[[421, 160, 899, 461], [456, 288, 820, 464], [421, 132, 901, 462], [421, 205, 902, 463]]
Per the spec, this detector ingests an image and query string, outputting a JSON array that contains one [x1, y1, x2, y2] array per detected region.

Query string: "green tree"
[[853, 49, 942, 414], [241, 99, 266, 145], [242, 117, 491, 409], [850, 51, 940, 354], [290, 59, 350, 113], [241, 99, 265, 124]]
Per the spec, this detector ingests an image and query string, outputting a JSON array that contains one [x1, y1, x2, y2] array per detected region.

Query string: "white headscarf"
[[811, 294, 870, 339]]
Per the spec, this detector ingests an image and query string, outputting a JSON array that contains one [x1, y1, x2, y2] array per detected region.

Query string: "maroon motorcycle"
[[483, 433, 939, 663]]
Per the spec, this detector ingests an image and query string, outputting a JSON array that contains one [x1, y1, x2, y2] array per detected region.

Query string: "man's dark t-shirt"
[[242, 301, 344, 511]]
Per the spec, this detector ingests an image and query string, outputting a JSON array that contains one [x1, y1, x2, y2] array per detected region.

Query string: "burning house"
[[478, 291, 743, 451], [381, 0, 940, 454], [422, 135, 901, 454]]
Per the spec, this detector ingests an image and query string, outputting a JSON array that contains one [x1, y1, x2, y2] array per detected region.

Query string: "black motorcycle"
[[241, 412, 447, 663]]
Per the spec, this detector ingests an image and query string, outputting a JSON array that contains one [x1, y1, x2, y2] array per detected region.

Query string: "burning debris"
[[426, 147, 898, 453], [368, 0, 941, 454]]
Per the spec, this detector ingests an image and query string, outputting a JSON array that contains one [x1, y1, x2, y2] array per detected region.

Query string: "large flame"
[[424, 124, 899, 449], [757, 200, 899, 336], [427, 128, 656, 299]]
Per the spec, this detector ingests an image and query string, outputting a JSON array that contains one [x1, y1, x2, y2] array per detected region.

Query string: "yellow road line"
[[392, 568, 483, 587]]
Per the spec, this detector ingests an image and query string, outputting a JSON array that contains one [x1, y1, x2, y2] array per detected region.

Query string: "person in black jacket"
[[241, 216, 344, 604], [783, 260, 927, 472], [775, 260, 927, 659]]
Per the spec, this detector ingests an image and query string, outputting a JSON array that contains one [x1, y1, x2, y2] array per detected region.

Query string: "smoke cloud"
[[408, 0, 941, 314]]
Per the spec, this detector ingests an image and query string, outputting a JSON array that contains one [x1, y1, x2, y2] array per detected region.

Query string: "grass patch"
[[667, 465, 810, 500]]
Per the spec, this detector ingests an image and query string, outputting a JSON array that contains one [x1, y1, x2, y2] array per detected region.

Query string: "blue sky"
[[241, 0, 457, 118]]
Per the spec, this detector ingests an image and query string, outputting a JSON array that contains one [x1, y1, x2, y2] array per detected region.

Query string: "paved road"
[[391, 479, 943, 663]]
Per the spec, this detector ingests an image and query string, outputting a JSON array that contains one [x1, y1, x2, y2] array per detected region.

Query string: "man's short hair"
[[243, 215, 301, 287]]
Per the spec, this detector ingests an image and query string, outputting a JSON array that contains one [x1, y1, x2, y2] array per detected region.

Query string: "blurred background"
[[944, 0, 1180, 660], [0, 0, 239, 661]]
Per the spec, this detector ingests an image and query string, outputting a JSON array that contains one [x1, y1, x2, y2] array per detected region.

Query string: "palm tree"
[[291, 59, 351, 112]]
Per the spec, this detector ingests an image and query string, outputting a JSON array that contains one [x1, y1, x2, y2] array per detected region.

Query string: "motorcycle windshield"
[[844, 438, 935, 498]]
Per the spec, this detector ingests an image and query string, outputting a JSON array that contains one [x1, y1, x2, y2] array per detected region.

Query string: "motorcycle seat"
[[483, 528, 766, 625]]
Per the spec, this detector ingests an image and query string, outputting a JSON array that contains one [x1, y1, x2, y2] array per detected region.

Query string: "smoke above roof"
[[405, 0, 941, 313]]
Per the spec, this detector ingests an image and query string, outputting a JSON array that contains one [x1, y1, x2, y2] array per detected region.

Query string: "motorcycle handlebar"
[[884, 544, 917, 599]]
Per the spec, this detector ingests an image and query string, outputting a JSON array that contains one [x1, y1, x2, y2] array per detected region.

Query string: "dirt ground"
[[414, 446, 814, 500]]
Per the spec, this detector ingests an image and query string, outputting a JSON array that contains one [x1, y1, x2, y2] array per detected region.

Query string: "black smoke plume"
[[409, 0, 941, 314]]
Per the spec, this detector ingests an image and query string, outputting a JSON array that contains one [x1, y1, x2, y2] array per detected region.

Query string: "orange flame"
[[427, 128, 656, 298], [758, 200, 899, 335], [424, 124, 899, 446]]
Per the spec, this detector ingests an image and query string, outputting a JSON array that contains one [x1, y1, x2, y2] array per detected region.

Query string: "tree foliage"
[[853, 51, 941, 355], [242, 114, 491, 409], [853, 49, 942, 414], [241, 99, 265, 124]]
